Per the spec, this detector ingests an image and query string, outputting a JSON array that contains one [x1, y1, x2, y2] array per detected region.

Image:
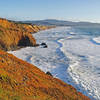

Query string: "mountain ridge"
[[20, 19, 100, 26]]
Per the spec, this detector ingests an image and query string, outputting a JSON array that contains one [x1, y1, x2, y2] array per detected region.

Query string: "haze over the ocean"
[[0, 0, 100, 22]]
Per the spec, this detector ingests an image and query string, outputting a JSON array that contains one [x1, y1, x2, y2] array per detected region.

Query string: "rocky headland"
[[0, 18, 51, 51]]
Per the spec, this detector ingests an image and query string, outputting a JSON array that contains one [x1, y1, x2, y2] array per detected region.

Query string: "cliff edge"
[[0, 18, 50, 51]]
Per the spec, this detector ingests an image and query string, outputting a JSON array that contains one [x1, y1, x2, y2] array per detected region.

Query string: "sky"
[[0, 0, 100, 22]]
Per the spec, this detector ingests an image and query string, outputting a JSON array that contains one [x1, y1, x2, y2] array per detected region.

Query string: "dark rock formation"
[[46, 71, 53, 77], [40, 42, 48, 48]]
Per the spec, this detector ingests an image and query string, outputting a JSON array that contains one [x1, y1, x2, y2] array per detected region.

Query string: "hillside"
[[0, 50, 90, 100], [0, 18, 50, 51]]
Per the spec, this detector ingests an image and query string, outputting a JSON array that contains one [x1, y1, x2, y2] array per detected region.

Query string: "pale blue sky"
[[0, 0, 100, 22]]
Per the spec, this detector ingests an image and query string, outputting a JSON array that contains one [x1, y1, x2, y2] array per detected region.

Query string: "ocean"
[[9, 27, 100, 100]]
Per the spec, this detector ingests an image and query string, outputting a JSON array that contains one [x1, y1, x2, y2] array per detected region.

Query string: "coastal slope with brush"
[[0, 50, 90, 100], [0, 18, 50, 51]]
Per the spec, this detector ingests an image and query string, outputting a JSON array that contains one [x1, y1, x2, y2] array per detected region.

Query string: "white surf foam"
[[93, 37, 100, 44], [9, 27, 100, 100]]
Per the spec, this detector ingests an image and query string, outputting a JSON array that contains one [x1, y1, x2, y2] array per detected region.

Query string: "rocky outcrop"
[[0, 18, 51, 51], [0, 50, 90, 100]]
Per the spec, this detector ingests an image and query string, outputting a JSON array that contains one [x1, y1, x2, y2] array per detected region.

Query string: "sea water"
[[9, 27, 100, 100]]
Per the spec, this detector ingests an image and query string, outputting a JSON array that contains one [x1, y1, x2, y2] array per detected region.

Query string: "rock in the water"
[[40, 42, 48, 48], [46, 71, 53, 76]]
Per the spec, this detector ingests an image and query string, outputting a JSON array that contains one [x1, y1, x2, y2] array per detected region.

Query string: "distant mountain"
[[20, 19, 100, 27]]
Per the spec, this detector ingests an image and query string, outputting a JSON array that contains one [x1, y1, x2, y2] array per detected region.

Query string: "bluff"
[[0, 18, 50, 51], [0, 50, 90, 100]]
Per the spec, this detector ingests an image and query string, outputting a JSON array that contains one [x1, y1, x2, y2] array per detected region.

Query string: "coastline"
[[9, 27, 92, 99]]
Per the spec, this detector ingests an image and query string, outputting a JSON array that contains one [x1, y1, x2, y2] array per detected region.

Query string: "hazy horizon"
[[0, 0, 100, 23]]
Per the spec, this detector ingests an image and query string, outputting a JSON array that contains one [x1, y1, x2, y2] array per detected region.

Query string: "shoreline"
[[9, 27, 92, 99]]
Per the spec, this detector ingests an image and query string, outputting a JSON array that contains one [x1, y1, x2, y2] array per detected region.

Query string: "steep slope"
[[0, 18, 50, 51], [0, 50, 90, 100]]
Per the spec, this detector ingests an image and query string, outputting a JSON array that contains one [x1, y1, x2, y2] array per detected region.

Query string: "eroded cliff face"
[[0, 50, 90, 100], [0, 18, 50, 51]]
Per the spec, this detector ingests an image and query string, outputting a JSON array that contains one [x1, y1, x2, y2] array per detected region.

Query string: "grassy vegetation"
[[0, 50, 90, 100]]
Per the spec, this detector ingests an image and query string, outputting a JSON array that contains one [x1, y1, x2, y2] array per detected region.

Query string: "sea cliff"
[[0, 18, 51, 51]]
